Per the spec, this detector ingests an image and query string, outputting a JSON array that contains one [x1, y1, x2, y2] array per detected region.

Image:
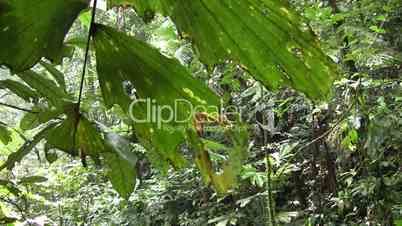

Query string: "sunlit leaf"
[[93, 24, 219, 171], [114, 0, 337, 99]]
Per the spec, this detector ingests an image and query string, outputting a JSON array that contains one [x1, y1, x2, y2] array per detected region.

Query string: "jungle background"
[[0, 0, 401, 225]]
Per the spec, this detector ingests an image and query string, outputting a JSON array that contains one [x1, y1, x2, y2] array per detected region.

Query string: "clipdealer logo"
[[128, 98, 242, 129]]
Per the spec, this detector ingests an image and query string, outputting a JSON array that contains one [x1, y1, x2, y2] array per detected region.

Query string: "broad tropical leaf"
[[46, 110, 80, 156], [105, 133, 138, 167], [112, 0, 337, 99], [93, 24, 219, 171], [47, 112, 138, 198], [0, 0, 88, 72], [103, 131, 138, 199]]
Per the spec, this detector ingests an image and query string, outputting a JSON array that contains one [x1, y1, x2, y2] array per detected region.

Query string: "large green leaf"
[[93, 24, 219, 171], [112, 0, 337, 99], [0, 0, 88, 72], [105, 133, 138, 167]]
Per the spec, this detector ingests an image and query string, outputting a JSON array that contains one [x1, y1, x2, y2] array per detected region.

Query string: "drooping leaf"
[[45, 110, 106, 161], [46, 111, 79, 156], [102, 151, 136, 200], [19, 105, 67, 131], [76, 116, 104, 161], [0, 124, 11, 145], [46, 113, 138, 198], [0, 79, 38, 102], [102, 142, 137, 200], [19, 112, 40, 131], [114, 0, 337, 99], [93, 24, 219, 171], [187, 123, 249, 193], [0, 0, 88, 72], [0, 123, 56, 171]]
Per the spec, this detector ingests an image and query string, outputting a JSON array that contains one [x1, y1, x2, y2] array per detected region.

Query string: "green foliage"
[[114, 0, 338, 99], [0, 123, 56, 171], [0, 124, 11, 145], [2, 0, 399, 225], [93, 23, 219, 172], [0, 80, 38, 102], [0, 0, 88, 72], [39, 60, 67, 91], [16, 70, 71, 107]]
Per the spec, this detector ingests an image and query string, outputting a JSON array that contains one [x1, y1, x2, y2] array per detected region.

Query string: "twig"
[[0, 196, 26, 220]]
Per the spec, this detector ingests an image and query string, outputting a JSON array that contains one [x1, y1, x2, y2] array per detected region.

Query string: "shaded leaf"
[[46, 111, 79, 156], [0, 179, 21, 196], [105, 132, 138, 167], [102, 152, 136, 200], [102, 133, 137, 199], [18, 176, 47, 184], [17, 70, 71, 107], [0, 79, 38, 102], [0, 124, 11, 145], [0, 0, 88, 72], [0, 123, 56, 171], [20, 100, 76, 132]]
